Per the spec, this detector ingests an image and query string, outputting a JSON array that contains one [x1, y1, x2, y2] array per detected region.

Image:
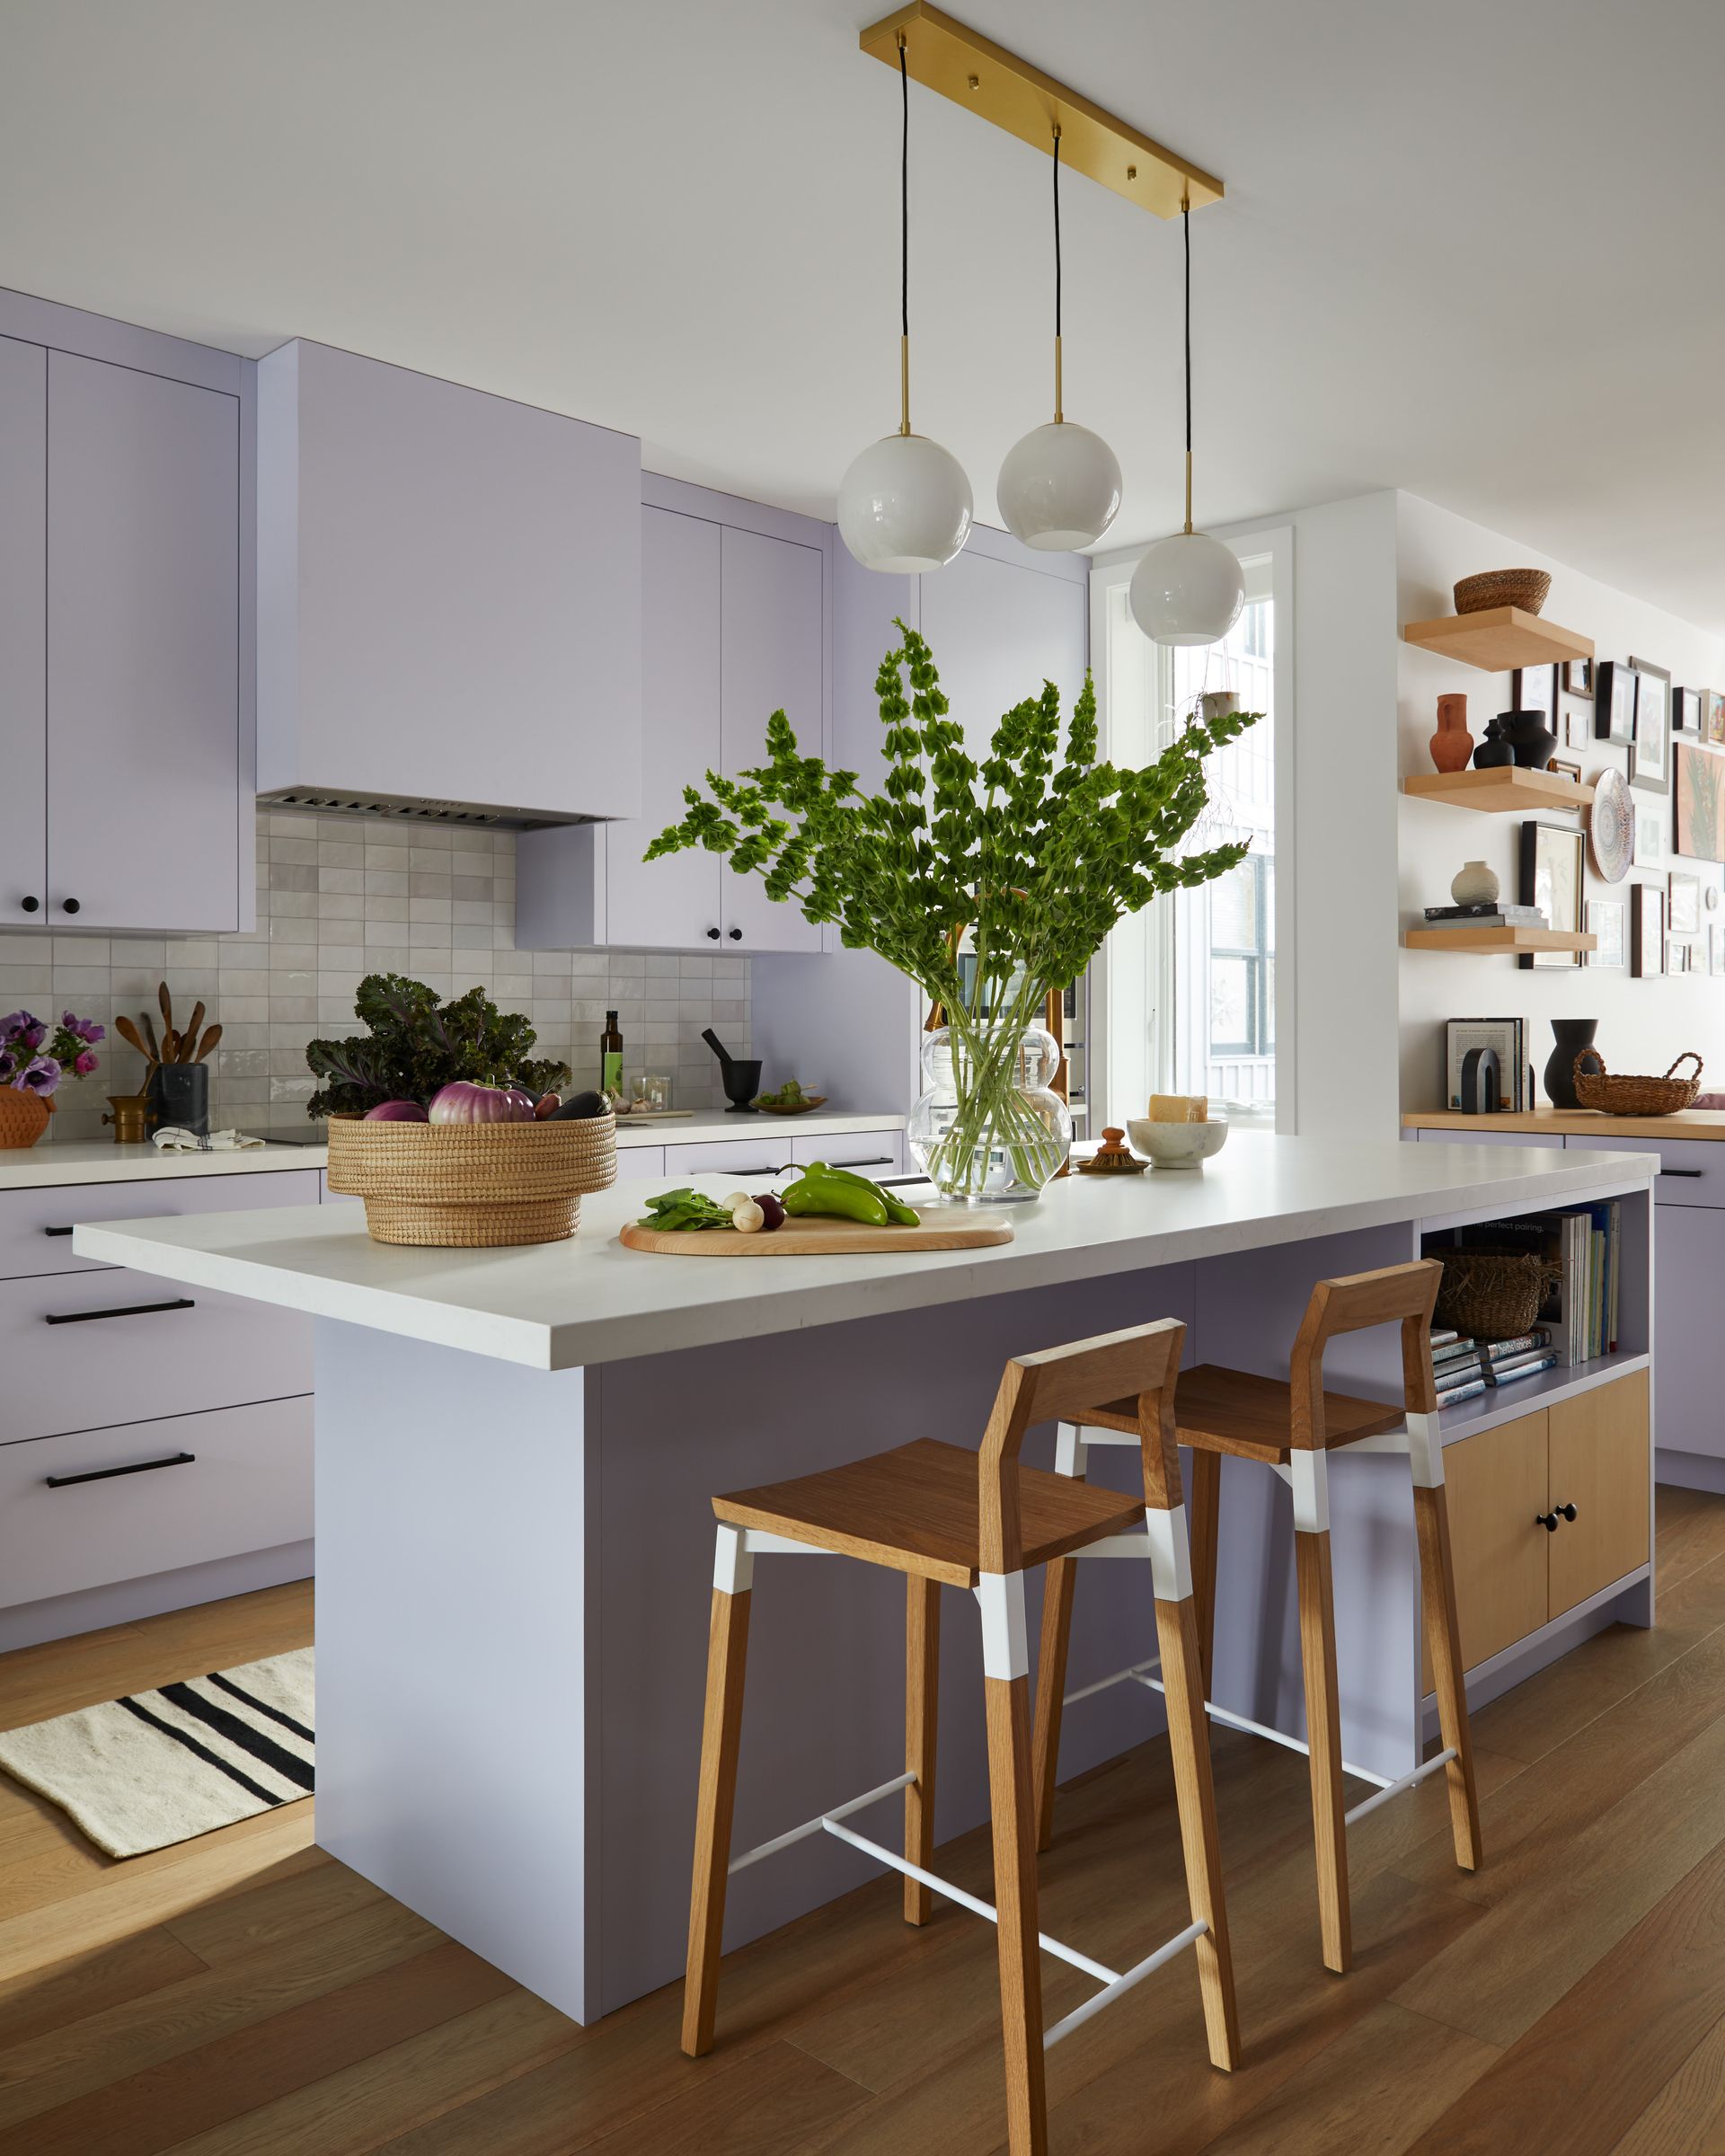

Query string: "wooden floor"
[[2, 1487, 1724, 2153]]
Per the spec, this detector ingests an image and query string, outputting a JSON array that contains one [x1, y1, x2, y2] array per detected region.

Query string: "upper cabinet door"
[[719, 527, 824, 954], [918, 550, 1088, 764], [257, 340, 641, 823], [0, 338, 46, 926], [610, 507, 723, 947], [47, 352, 241, 933]]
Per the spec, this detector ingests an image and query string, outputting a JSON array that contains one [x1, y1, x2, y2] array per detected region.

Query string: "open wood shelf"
[[1405, 926, 1597, 954], [1403, 767, 1594, 814], [1403, 607, 1595, 673]]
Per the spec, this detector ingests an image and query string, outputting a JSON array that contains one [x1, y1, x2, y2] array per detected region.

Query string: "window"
[[1093, 541, 1284, 1128]]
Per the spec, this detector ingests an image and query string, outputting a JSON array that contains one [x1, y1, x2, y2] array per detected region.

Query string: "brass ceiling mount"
[[859, 2, 1223, 218]]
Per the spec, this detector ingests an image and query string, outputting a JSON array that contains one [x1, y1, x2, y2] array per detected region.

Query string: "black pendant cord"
[[898, 36, 910, 431], [1052, 126, 1063, 419], [1182, 199, 1193, 531]]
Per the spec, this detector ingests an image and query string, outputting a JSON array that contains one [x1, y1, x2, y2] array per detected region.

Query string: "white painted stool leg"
[[1289, 1447, 1350, 1974], [1031, 1423, 1087, 1851]]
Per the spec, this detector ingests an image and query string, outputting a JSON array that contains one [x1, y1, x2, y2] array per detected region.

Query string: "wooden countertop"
[[1404, 1106, 1725, 1141]]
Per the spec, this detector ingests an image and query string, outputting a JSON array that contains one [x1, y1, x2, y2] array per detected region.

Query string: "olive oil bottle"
[[599, 1010, 624, 1096]]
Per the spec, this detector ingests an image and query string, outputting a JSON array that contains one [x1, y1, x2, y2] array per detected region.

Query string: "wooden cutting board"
[[619, 1210, 1013, 1256]]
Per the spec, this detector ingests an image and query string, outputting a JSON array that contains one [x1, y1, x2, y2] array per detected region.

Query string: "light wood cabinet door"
[[1548, 1372, 1650, 1619], [1440, 1409, 1549, 1674]]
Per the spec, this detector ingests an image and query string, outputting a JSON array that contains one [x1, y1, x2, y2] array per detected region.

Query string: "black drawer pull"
[[1661, 1168, 1705, 1178], [1535, 1502, 1579, 1532], [43, 1225, 75, 1237], [47, 1450, 196, 1489], [45, 1296, 196, 1326], [827, 1157, 894, 1169]]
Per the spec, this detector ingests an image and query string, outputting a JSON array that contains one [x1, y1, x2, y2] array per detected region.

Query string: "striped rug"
[[0, 1648, 314, 1858]]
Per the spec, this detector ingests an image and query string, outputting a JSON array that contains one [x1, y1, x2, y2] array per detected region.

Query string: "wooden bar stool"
[[1031, 1260, 1482, 1976], [683, 1319, 1241, 2156]]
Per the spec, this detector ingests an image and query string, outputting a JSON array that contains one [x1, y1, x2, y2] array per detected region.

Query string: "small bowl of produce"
[[1124, 1114, 1229, 1171], [753, 1079, 827, 1115]]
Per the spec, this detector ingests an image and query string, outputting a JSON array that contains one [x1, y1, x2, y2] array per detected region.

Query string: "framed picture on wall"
[[1712, 925, 1725, 977], [1565, 705, 1592, 749], [1638, 809, 1666, 863], [1596, 660, 1637, 744], [1563, 658, 1595, 700], [1707, 690, 1725, 746], [1674, 687, 1704, 738], [1632, 880, 1666, 976], [1630, 659, 1672, 793], [1675, 740, 1725, 862], [1670, 870, 1702, 935], [1518, 819, 1584, 970], [1586, 897, 1626, 969], [1514, 664, 1557, 720]]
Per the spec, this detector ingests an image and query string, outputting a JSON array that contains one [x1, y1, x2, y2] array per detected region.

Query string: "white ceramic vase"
[[1451, 860, 1499, 906]]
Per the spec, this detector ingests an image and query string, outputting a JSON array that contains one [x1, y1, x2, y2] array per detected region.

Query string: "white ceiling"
[[4, 0, 1722, 629]]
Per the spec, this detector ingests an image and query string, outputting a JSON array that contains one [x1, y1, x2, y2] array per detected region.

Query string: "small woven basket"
[[1571, 1051, 1703, 1118], [0, 1090, 51, 1149], [1453, 568, 1552, 617], [325, 1113, 616, 1246], [1433, 1250, 1556, 1342]]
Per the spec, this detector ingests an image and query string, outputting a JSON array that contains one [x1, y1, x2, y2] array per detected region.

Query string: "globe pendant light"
[[1129, 199, 1244, 646], [837, 34, 972, 575], [996, 127, 1122, 551]]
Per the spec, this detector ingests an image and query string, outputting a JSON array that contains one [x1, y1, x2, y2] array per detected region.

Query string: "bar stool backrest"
[[1287, 1259, 1442, 1448], [978, 1317, 1187, 1569]]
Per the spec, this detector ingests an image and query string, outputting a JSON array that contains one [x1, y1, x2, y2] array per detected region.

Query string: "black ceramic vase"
[[1473, 716, 1515, 770], [1544, 1019, 1601, 1109], [1501, 706, 1559, 770]]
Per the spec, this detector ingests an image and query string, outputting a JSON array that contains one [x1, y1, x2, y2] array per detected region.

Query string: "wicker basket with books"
[[1432, 1250, 1558, 1342]]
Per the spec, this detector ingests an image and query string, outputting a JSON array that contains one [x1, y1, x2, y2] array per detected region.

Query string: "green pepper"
[[781, 1171, 889, 1227], [802, 1162, 919, 1227]]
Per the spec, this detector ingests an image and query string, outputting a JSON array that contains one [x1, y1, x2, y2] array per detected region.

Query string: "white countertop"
[[0, 1109, 904, 1192], [72, 1135, 1655, 1373]]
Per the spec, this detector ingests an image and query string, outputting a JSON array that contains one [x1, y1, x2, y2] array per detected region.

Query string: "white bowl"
[[1124, 1116, 1230, 1170]]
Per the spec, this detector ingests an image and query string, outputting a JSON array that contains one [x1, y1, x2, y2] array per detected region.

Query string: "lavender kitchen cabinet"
[[0, 337, 46, 922], [257, 340, 641, 824], [917, 542, 1089, 761]]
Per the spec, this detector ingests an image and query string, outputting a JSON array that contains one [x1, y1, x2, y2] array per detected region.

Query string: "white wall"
[[1397, 493, 1725, 1111]]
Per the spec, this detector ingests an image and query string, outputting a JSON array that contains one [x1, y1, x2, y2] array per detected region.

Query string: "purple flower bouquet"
[[0, 1012, 104, 1145]]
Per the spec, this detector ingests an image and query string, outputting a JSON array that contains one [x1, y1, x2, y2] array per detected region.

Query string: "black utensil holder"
[[148, 1062, 210, 1137]]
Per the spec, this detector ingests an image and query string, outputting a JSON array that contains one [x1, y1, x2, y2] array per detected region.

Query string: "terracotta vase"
[[0, 1090, 51, 1149], [1429, 693, 1473, 773]]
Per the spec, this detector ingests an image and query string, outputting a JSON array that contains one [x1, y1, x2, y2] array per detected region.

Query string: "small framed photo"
[[1630, 658, 1672, 794], [1596, 659, 1637, 744], [1565, 705, 1593, 749], [1563, 658, 1595, 700], [1632, 880, 1667, 977], [1518, 819, 1584, 969], [1514, 664, 1557, 720], [1587, 897, 1626, 969], [1675, 740, 1725, 863], [1638, 809, 1665, 863], [1712, 924, 1725, 976], [1548, 755, 1582, 788], [1706, 690, 1725, 746], [1670, 870, 1702, 934], [1674, 941, 1694, 975], [1674, 687, 1704, 738]]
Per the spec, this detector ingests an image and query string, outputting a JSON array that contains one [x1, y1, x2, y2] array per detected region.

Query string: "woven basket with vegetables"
[[309, 975, 614, 1246]]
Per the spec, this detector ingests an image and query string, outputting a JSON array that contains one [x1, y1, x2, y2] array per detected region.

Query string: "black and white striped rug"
[[0, 1648, 314, 1858]]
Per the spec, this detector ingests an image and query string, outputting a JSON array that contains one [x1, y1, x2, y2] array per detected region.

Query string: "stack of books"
[[1431, 1326, 1559, 1407], [1424, 902, 1548, 932], [1426, 1200, 1622, 1383]]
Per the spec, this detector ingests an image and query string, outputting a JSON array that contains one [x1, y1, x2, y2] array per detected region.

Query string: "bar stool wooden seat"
[[1031, 1260, 1482, 1977], [683, 1319, 1241, 2156]]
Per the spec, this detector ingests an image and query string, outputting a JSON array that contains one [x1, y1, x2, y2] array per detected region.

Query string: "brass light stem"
[[1184, 448, 1193, 535], [1054, 333, 1063, 424], [900, 335, 911, 435]]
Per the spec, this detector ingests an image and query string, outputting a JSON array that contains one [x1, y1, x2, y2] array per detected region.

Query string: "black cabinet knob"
[[61, 897, 80, 915], [20, 895, 39, 913], [706, 926, 721, 941], [728, 927, 743, 941], [1556, 1501, 1577, 1522], [1535, 1505, 1578, 1531]]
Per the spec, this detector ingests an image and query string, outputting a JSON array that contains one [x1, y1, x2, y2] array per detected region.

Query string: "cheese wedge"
[[1148, 1094, 1208, 1124]]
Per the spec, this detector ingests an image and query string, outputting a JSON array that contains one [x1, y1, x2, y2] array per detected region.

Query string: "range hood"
[[255, 339, 641, 832]]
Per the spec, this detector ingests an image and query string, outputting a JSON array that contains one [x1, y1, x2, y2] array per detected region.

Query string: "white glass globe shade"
[[1128, 529, 1246, 647], [995, 420, 1122, 550], [837, 432, 973, 573]]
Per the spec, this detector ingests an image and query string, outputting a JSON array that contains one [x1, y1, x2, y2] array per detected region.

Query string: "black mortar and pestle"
[[703, 1029, 762, 1114]]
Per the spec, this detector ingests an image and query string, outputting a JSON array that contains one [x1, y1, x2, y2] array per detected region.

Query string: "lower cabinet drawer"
[[0, 1397, 313, 1611], [670, 1138, 795, 1178], [1563, 1134, 1725, 1206], [0, 1167, 323, 1280], [0, 1268, 313, 1445], [789, 1127, 904, 1174], [615, 1146, 666, 1184]]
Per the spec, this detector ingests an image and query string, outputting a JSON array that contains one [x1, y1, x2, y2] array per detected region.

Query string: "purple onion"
[[427, 1081, 536, 1125], [364, 1099, 429, 1122]]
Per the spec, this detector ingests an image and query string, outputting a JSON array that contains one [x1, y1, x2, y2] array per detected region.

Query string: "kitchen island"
[[76, 1135, 1658, 2023]]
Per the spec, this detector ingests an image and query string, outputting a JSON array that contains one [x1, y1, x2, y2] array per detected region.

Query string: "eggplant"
[[550, 1089, 608, 1120]]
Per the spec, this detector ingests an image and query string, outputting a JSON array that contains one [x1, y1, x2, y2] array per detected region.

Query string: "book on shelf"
[[1430, 1328, 1464, 1349], [1426, 1206, 1620, 1372], [1445, 1018, 1528, 1112], [1487, 1352, 1560, 1388], [1434, 1376, 1487, 1408], [1424, 903, 1548, 923]]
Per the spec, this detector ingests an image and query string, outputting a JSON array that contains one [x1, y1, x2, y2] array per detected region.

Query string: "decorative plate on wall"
[[1588, 764, 1634, 882]]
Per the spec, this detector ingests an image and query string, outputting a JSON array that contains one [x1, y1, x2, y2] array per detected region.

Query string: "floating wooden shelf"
[[1405, 926, 1597, 954], [1402, 607, 1595, 673], [1402, 767, 1594, 813]]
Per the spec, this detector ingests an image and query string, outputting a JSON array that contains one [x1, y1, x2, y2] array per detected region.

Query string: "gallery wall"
[[1397, 493, 1725, 1113]]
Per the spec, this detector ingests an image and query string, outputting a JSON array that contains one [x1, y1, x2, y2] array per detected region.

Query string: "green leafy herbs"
[[637, 1188, 738, 1233], [305, 974, 570, 1120], [644, 622, 1260, 1020]]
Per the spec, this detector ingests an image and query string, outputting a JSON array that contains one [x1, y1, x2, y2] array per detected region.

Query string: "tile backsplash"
[[1, 811, 750, 1144]]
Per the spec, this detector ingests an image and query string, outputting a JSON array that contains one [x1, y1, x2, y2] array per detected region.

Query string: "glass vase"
[[907, 1021, 1073, 1204]]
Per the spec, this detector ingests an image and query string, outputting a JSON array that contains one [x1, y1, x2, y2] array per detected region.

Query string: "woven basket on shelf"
[[325, 1113, 616, 1246], [1571, 1051, 1703, 1118], [1433, 1250, 1556, 1342], [1453, 568, 1552, 617]]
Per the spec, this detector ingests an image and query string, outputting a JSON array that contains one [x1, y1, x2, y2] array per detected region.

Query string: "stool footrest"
[[727, 1772, 914, 1877], [1041, 1920, 1209, 2051], [1343, 1746, 1456, 1826]]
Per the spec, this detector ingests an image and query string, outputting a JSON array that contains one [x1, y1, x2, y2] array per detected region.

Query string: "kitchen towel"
[[0, 1648, 313, 1858]]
